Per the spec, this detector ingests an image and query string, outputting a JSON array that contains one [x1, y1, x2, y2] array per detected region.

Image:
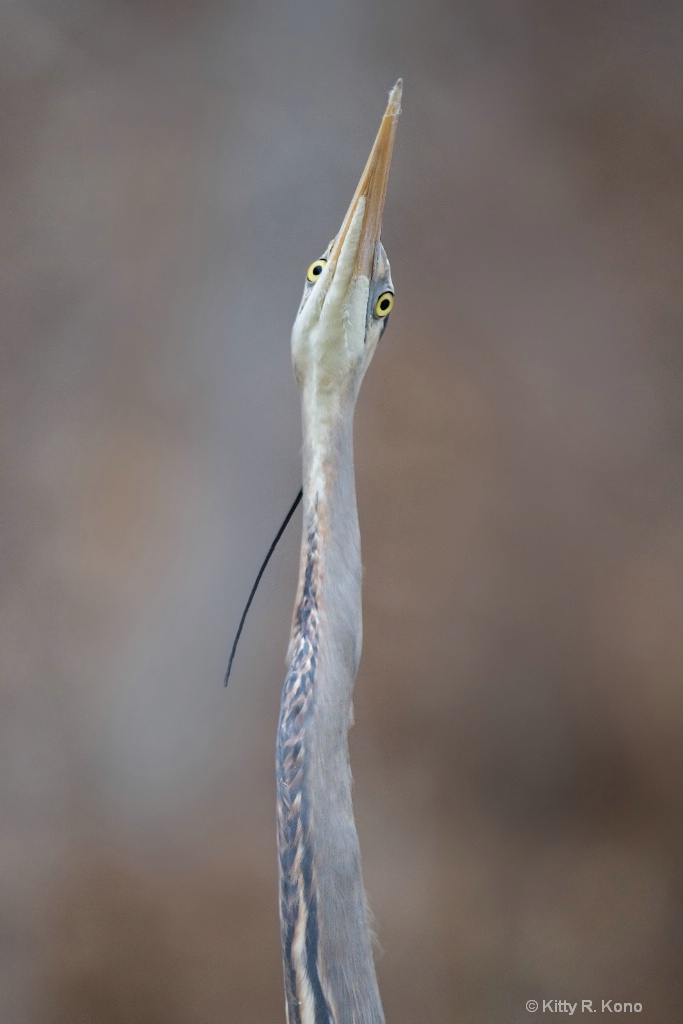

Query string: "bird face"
[[291, 81, 401, 404]]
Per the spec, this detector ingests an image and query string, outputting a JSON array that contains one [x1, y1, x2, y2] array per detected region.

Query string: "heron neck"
[[300, 385, 363, 674], [276, 383, 385, 1024]]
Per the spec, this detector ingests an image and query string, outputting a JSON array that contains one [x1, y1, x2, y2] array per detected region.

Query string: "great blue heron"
[[276, 81, 401, 1024]]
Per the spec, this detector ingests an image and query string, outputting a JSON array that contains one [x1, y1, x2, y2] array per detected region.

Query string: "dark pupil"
[[380, 297, 390, 310], [313, 264, 322, 276]]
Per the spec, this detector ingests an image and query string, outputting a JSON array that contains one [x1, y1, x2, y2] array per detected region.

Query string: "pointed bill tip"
[[387, 79, 403, 117]]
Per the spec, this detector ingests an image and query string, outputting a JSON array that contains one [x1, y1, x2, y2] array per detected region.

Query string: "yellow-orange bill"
[[329, 79, 402, 278]]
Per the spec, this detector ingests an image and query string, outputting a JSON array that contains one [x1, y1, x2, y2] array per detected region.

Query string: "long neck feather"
[[276, 385, 385, 1024]]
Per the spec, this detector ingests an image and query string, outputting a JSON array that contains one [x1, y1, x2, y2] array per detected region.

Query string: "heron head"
[[291, 81, 401, 401]]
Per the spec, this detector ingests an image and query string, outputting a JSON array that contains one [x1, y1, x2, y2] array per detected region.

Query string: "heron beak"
[[329, 79, 402, 279]]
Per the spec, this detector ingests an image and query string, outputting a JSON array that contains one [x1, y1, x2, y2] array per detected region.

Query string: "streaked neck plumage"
[[276, 81, 401, 1024], [277, 376, 381, 1024]]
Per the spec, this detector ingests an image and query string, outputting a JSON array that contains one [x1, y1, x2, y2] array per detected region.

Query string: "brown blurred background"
[[2, 1, 683, 1021]]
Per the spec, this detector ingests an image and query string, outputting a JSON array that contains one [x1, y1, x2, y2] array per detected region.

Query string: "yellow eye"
[[375, 291, 394, 318], [306, 259, 327, 283]]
